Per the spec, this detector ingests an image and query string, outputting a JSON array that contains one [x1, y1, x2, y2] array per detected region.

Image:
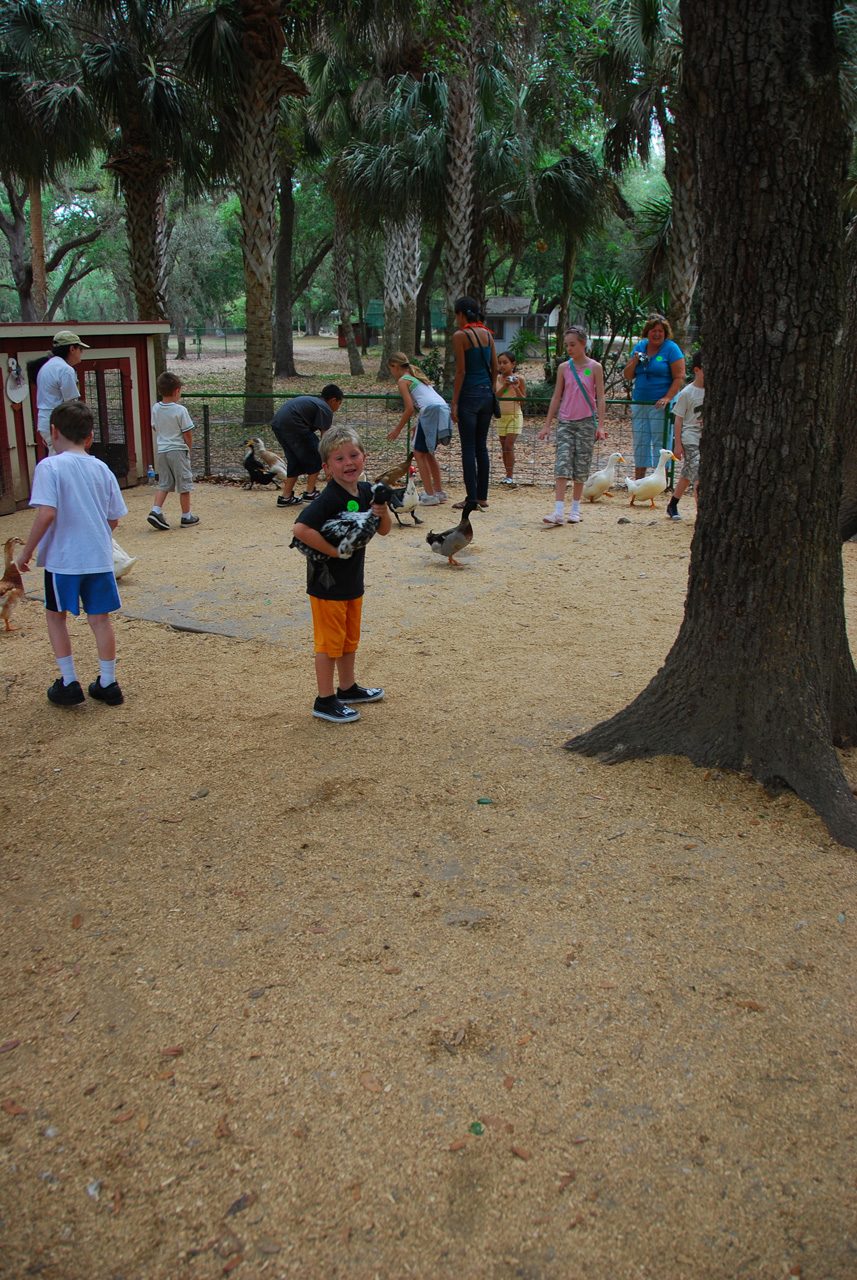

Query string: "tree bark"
[[415, 232, 443, 355], [333, 203, 364, 376], [29, 180, 47, 321], [567, 0, 857, 849], [663, 105, 699, 356], [0, 176, 35, 320], [398, 205, 421, 360], [442, 21, 478, 388], [380, 218, 405, 378], [837, 220, 857, 540], [274, 166, 298, 378], [555, 238, 578, 357]]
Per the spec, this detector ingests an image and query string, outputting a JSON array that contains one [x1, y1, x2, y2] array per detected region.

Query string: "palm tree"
[[534, 151, 613, 355], [585, 0, 698, 352], [187, 0, 308, 421], [69, 0, 204, 355], [0, 0, 99, 318]]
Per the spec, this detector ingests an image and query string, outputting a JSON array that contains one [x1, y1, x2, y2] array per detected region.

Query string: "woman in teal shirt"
[[624, 314, 685, 477]]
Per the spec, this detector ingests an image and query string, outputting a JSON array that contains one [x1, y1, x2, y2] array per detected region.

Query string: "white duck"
[[583, 452, 625, 502], [625, 448, 678, 508]]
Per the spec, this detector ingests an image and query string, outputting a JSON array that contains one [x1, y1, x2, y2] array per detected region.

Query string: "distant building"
[[484, 298, 546, 355]]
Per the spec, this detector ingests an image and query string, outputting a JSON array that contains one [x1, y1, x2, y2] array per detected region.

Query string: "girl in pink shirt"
[[538, 326, 606, 524]]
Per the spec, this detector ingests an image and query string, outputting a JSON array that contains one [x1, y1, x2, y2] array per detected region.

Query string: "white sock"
[[151, 504, 162, 513], [99, 659, 116, 685], [57, 655, 78, 685], [183, 510, 192, 518], [554, 500, 564, 517], [571, 498, 581, 517]]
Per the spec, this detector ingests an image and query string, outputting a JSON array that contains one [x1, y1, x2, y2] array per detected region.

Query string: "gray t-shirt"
[[673, 384, 704, 432]]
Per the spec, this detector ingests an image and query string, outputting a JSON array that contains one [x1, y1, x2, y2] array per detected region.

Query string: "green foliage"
[[507, 327, 540, 360], [573, 268, 652, 388], [417, 346, 444, 386]]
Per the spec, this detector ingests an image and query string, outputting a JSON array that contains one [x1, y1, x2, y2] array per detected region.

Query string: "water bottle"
[[147, 465, 156, 486]]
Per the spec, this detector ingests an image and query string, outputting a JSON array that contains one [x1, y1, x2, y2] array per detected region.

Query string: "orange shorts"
[[310, 596, 363, 658]]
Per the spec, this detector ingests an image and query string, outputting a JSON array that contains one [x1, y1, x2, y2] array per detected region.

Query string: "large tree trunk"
[[837, 220, 857, 541], [555, 237, 578, 357], [104, 149, 170, 378], [233, 60, 281, 425], [567, 0, 857, 849], [333, 203, 364, 376], [380, 218, 405, 379], [415, 232, 443, 356], [29, 180, 47, 321], [398, 205, 421, 361], [664, 112, 699, 355], [442, 24, 478, 387], [274, 166, 298, 378], [0, 176, 35, 320]]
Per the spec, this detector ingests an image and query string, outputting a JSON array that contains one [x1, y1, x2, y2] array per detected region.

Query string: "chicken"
[[243, 439, 281, 489], [290, 483, 393, 589], [389, 473, 423, 526], [0, 537, 25, 631], [374, 451, 414, 488], [246, 437, 290, 494], [426, 501, 479, 566]]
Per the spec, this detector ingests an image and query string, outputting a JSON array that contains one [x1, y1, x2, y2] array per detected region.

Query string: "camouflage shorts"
[[680, 429, 701, 484], [555, 416, 596, 483]]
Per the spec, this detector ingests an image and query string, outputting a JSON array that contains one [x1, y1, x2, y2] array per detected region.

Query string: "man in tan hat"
[[36, 330, 90, 454]]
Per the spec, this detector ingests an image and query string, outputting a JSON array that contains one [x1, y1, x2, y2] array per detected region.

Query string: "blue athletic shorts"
[[44, 570, 121, 617]]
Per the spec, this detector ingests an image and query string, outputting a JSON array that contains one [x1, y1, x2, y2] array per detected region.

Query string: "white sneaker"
[[419, 493, 440, 505], [436, 489, 449, 502]]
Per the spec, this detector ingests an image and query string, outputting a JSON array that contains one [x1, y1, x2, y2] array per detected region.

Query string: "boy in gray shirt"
[[147, 372, 199, 530]]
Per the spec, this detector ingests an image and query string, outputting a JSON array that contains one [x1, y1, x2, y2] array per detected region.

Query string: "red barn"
[[0, 321, 170, 514]]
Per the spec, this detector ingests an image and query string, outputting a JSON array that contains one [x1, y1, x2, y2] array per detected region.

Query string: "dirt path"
[[1, 480, 855, 1279]]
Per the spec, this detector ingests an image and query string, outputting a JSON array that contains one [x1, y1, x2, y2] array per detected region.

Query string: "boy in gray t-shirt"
[[147, 372, 199, 531], [667, 350, 704, 520]]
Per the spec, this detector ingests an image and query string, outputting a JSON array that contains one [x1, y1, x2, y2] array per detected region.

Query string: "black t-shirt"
[[272, 396, 333, 439], [296, 479, 374, 600]]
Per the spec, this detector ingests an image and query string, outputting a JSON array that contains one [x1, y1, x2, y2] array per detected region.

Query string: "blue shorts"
[[44, 570, 121, 617]]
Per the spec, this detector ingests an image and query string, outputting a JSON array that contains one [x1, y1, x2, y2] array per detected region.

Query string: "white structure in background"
[[484, 297, 547, 355]]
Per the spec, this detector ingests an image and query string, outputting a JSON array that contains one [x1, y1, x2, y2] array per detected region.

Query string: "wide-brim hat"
[[52, 329, 89, 348]]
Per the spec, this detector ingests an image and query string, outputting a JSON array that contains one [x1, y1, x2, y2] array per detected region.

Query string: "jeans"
[[631, 402, 672, 470], [457, 384, 494, 501]]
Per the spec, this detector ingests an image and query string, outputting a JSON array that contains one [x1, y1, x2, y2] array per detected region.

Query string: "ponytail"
[[390, 350, 432, 385]]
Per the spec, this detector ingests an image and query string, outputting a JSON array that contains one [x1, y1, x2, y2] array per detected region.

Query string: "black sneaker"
[[277, 494, 301, 507], [147, 510, 169, 530], [300, 490, 320, 502], [88, 677, 124, 706], [180, 514, 200, 527], [47, 678, 85, 706], [337, 683, 385, 703], [666, 497, 681, 521], [313, 696, 360, 723]]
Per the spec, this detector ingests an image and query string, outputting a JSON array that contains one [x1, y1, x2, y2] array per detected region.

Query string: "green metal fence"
[[181, 392, 673, 490]]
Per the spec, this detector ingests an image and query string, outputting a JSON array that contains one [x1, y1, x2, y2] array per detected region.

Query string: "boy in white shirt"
[[147, 372, 199, 530], [18, 399, 127, 707], [667, 351, 704, 520]]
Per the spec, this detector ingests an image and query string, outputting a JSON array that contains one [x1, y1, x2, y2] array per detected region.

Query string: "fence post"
[[203, 403, 210, 476]]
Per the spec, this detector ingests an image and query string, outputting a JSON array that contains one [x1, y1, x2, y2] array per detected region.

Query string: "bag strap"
[[567, 360, 596, 417]]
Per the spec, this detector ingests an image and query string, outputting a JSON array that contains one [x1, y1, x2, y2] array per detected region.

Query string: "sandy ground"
[[1, 477, 856, 1280]]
